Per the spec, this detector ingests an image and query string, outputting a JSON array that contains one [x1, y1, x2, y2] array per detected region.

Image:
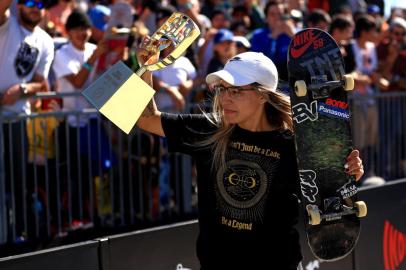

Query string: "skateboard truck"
[[294, 74, 354, 99], [306, 199, 367, 225]]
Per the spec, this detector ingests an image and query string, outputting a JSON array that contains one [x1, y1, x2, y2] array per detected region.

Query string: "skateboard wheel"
[[306, 205, 321, 225], [343, 74, 354, 91], [294, 80, 307, 97], [355, 201, 367, 217]]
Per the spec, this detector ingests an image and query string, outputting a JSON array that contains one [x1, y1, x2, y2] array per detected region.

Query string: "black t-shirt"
[[161, 113, 303, 269]]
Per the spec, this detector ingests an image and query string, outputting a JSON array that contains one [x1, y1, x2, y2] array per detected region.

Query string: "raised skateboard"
[[287, 28, 367, 261]]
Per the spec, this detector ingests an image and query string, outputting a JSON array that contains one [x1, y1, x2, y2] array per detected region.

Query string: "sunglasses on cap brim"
[[22, 0, 44, 9]]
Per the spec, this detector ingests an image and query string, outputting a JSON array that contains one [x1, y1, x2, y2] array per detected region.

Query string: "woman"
[[136, 38, 364, 269]]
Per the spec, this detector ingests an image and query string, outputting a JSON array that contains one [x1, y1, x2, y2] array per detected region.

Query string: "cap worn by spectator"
[[233, 36, 251, 49], [290, 9, 303, 23], [391, 17, 406, 31], [213, 29, 234, 44], [367, 4, 381, 15], [66, 9, 93, 30], [87, 1, 111, 31], [206, 51, 278, 91]]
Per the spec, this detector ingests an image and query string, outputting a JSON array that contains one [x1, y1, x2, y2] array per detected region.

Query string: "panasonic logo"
[[318, 102, 350, 120]]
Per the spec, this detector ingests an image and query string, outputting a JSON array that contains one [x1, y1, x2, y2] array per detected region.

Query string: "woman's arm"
[[135, 36, 165, 137]]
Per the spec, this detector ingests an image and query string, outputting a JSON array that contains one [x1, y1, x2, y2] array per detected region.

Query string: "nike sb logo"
[[290, 29, 322, 58]]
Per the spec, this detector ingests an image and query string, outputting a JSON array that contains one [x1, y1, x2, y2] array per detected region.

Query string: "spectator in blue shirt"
[[249, 0, 295, 80]]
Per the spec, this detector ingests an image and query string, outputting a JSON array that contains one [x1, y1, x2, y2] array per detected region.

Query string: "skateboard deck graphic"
[[287, 28, 367, 261]]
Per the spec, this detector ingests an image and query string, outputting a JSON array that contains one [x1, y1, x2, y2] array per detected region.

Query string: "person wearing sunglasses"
[[0, 0, 54, 242], [0, 0, 53, 106], [135, 40, 365, 268]]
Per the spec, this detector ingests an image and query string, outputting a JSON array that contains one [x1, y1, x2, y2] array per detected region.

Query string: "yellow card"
[[99, 74, 154, 134], [82, 61, 154, 134]]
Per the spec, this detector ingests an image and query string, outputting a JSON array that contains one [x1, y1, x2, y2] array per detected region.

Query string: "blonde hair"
[[199, 84, 293, 171]]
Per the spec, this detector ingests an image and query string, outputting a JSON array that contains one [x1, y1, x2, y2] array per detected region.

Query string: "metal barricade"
[[1, 89, 405, 252], [348, 91, 406, 181], [0, 92, 197, 249]]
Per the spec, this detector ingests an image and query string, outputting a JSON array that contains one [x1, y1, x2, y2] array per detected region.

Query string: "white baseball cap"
[[206, 52, 278, 92], [233, 36, 251, 48], [391, 17, 406, 31]]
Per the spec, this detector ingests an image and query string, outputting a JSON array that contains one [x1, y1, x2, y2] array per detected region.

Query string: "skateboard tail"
[[308, 237, 358, 262], [306, 217, 361, 261]]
